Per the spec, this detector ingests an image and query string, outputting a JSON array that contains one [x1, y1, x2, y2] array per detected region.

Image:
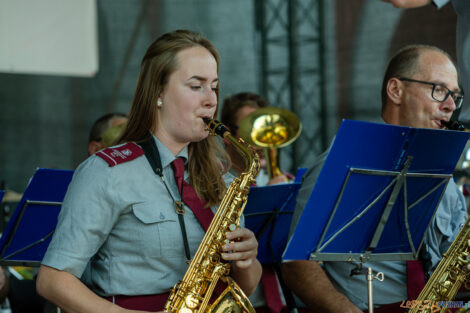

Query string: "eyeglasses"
[[398, 77, 464, 109]]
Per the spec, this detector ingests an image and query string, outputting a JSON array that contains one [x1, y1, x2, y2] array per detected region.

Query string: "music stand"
[[0, 191, 4, 203], [245, 181, 302, 264], [283, 120, 470, 311], [244, 174, 304, 313], [0, 168, 74, 266]]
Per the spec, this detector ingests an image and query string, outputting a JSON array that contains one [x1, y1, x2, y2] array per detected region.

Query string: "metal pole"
[[367, 267, 374, 313]]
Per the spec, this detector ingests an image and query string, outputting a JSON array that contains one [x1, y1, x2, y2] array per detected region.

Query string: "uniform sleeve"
[[423, 178, 468, 272], [41, 156, 123, 278]]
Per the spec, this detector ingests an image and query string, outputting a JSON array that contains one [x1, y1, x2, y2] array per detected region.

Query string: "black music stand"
[[0, 168, 74, 266], [283, 120, 470, 311]]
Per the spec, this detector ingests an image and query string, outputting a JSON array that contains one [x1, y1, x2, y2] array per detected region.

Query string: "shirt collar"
[[151, 133, 189, 169]]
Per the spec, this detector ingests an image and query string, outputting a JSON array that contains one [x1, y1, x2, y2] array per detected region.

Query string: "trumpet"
[[238, 107, 302, 179]]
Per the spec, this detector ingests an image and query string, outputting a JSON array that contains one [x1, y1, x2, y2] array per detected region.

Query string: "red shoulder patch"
[[96, 142, 144, 167]]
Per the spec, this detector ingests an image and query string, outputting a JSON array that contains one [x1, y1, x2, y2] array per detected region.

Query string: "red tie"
[[171, 157, 214, 231], [406, 260, 425, 300], [261, 266, 284, 313]]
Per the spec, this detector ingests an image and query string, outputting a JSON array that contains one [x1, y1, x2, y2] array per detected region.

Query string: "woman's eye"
[[190, 86, 201, 90], [211, 87, 219, 92]]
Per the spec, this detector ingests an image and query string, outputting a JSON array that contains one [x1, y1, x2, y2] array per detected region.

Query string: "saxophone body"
[[164, 119, 260, 313], [408, 218, 470, 313]]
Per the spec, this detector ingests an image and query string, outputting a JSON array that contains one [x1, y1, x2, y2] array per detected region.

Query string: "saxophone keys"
[[184, 294, 199, 309], [229, 224, 237, 231]]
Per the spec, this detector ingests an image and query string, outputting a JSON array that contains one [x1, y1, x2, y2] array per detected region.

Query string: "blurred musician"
[[221, 93, 307, 313], [282, 44, 467, 312], [87, 112, 128, 155], [221, 92, 291, 186]]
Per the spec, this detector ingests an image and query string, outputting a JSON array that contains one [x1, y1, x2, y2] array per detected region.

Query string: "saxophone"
[[164, 118, 260, 313], [408, 217, 470, 313]]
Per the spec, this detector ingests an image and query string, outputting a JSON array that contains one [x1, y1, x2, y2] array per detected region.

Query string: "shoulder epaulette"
[[96, 142, 144, 167]]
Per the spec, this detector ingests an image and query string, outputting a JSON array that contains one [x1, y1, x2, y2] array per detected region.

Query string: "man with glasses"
[[282, 45, 467, 313], [397, 77, 463, 111], [383, 0, 470, 123]]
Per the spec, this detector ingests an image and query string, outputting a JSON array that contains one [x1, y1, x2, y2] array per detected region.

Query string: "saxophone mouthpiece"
[[204, 118, 231, 137], [441, 120, 466, 131]]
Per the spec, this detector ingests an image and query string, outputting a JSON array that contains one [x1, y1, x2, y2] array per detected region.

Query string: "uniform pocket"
[[131, 202, 179, 257]]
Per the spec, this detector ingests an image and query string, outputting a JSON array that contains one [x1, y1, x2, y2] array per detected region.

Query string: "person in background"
[[222, 92, 306, 313], [282, 44, 467, 312], [87, 112, 128, 155], [221, 92, 290, 186], [36, 29, 261, 313], [382, 0, 470, 122]]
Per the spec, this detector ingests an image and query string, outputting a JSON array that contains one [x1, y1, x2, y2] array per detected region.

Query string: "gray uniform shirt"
[[42, 136, 234, 296], [289, 148, 467, 310]]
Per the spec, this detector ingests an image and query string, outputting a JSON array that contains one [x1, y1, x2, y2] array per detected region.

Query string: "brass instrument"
[[408, 217, 470, 313], [164, 118, 260, 313], [102, 123, 127, 148], [239, 107, 301, 179]]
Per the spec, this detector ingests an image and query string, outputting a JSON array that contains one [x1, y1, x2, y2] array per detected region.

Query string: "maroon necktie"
[[261, 266, 284, 313], [406, 260, 425, 300], [171, 157, 214, 231]]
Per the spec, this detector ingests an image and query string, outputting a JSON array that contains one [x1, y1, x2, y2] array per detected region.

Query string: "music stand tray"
[[0, 168, 74, 266], [283, 120, 470, 263]]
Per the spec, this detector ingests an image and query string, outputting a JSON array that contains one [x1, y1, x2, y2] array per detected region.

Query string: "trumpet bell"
[[238, 107, 302, 148]]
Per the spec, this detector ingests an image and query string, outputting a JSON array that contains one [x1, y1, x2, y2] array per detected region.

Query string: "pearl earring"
[[157, 99, 163, 108]]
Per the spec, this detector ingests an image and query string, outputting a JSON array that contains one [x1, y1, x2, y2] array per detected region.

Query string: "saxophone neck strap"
[[140, 137, 164, 178], [141, 137, 191, 261]]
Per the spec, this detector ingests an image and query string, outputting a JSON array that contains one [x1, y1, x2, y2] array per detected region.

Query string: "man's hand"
[[267, 174, 289, 185], [0, 267, 9, 302], [381, 0, 432, 8]]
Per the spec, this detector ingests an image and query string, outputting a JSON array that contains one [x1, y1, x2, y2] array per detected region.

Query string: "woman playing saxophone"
[[36, 29, 261, 313]]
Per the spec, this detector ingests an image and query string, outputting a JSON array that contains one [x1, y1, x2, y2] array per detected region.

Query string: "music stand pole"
[[368, 267, 374, 313]]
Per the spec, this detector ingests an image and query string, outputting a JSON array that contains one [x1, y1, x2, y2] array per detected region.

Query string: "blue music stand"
[[0, 191, 4, 203], [0, 168, 74, 266], [284, 120, 470, 263], [244, 181, 302, 265], [244, 171, 305, 313]]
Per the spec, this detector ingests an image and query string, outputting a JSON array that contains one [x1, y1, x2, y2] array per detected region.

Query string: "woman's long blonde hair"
[[120, 30, 229, 206]]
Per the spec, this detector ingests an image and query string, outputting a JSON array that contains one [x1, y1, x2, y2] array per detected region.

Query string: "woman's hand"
[[222, 227, 262, 296], [222, 227, 258, 268]]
